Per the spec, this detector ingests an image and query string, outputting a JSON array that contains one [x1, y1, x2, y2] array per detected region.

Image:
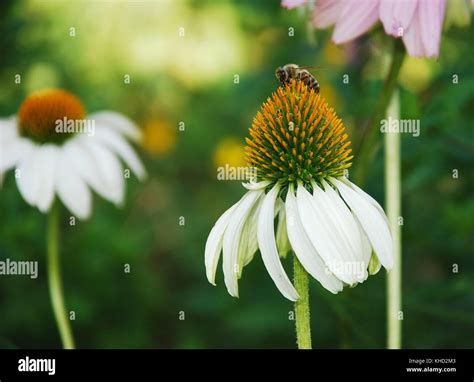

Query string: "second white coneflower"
[[205, 80, 393, 349], [0, 89, 146, 349]]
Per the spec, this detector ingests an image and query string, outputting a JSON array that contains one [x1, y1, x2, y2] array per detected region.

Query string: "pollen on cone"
[[245, 80, 353, 189]]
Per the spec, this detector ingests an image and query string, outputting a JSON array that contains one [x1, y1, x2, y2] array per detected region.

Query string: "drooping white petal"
[[93, 127, 146, 180], [355, 209, 380, 276], [320, 181, 365, 259], [15, 144, 41, 207], [332, 178, 394, 269], [35, 145, 58, 213], [89, 111, 141, 142], [296, 183, 353, 284], [79, 139, 125, 205], [354, 216, 370, 282], [357, 217, 372, 268], [238, 194, 264, 270], [205, 203, 238, 285], [286, 186, 343, 294], [257, 185, 299, 301], [341, 177, 389, 224], [321, 180, 369, 282], [311, 182, 365, 284], [223, 190, 263, 297], [55, 151, 92, 220]]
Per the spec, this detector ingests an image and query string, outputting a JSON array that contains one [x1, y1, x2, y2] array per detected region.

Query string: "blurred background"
[[0, 0, 472, 349]]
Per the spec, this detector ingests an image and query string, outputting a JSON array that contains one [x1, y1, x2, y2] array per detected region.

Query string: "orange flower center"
[[18, 89, 86, 143], [245, 80, 353, 191]]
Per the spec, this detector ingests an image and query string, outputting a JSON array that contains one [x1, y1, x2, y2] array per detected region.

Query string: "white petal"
[[333, 178, 394, 269], [310, 182, 363, 284], [15, 144, 41, 206], [320, 181, 364, 259], [89, 111, 141, 142], [223, 190, 263, 297], [93, 127, 146, 180], [238, 194, 264, 270], [55, 152, 92, 220], [341, 177, 389, 224], [0, 116, 31, 174], [79, 139, 125, 205], [286, 186, 343, 294], [257, 185, 299, 301], [357, 217, 372, 268], [36, 145, 58, 213], [320, 180, 368, 282], [0, 138, 34, 174], [242, 180, 270, 191], [205, 203, 238, 285], [63, 138, 119, 204], [0, 116, 19, 145], [296, 183, 353, 284]]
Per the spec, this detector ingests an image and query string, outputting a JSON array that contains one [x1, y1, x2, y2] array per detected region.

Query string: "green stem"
[[47, 203, 75, 349], [293, 255, 312, 349], [353, 38, 405, 185], [384, 90, 402, 349]]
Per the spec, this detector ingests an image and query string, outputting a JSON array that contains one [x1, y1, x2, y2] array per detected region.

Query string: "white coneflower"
[[0, 89, 146, 349], [0, 88, 146, 219], [205, 80, 393, 348]]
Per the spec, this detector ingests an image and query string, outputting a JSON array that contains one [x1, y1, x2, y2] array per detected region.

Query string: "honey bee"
[[275, 64, 320, 93]]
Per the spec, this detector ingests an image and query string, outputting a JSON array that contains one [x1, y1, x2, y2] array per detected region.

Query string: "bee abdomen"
[[299, 71, 320, 93]]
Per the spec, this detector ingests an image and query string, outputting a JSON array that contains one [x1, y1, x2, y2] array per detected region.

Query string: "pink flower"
[[379, 0, 446, 57], [283, 0, 447, 58], [282, 0, 308, 8]]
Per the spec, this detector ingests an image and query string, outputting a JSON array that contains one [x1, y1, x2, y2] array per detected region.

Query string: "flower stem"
[[293, 255, 312, 349], [384, 90, 402, 349], [354, 38, 405, 185], [47, 203, 75, 349]]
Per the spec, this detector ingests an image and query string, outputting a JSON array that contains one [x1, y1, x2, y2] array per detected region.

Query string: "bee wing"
[[298, 66, 327, 71]]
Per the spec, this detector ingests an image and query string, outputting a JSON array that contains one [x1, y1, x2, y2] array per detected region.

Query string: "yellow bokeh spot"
[[142, 119, 176, 156], [318, 80, 342, 111], [399, 56, 436, 93], [213, 137, 246, 168], [323, 43, 347, 68]]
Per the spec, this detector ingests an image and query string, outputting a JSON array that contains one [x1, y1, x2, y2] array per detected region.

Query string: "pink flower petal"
[[401, 7, 425, 56], [418, 0, 446, 57], [402, 0, 445, 57], [379, 0, 418, 37], [281, 0, 307, 9], [312, 0, 344, 28], [332, 0, 380, 44]]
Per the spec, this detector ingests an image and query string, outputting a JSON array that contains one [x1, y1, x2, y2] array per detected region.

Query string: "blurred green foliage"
[[0, 0, 473, 349]]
